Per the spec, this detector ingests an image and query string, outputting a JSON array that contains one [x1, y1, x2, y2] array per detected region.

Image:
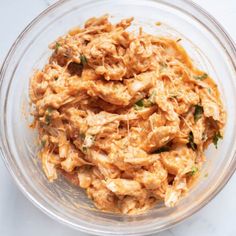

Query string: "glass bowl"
[[0, 0, 236, 235]]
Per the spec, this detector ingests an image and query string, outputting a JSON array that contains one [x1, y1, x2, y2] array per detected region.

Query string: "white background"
[[0, 0, 235, 236]]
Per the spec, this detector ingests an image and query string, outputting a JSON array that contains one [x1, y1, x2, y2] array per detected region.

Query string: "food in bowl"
[[29, 15, 226, 214]]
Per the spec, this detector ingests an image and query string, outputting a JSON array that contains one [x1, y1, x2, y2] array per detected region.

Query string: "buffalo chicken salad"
[[29, 15, 225, 214]]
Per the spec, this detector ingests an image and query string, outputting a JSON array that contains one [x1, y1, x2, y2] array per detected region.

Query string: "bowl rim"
[[0, 0, 236, 235]]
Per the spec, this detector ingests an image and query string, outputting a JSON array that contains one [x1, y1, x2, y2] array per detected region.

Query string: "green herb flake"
[[135, 99, 144, 107], [55, 42, 61, 52], [134, 97, 154, 110], [154, 146, 170, 154], [176, 38, 182, 42], [45, 108, 53, 125], [193, 73, 208, 81], [134, 99, 144, 110], [187, 131, 197, 151], [213, 131, 223, 148], [194, 105, 203, 123], [188, 166, 198, 176], [80, 54, 87, 66], [45, 115, 51, 125], [41, 139, 46, 147]]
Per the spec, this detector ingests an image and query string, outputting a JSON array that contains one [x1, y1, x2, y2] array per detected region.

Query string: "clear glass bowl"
[[0, 0, 236, 235]]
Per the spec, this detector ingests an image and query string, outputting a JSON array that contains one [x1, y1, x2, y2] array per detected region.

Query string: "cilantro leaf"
[[55, 42, 61, 53], [45, 115, 51, 125], [80, 54, 87, 66], [45, 108, 53, 125], [213, 131, 223, 148], [134, 98, 153, 110], [41, 139, 46, 147], [134, 91, 157, 110], [193, 73, 208, 81], [187, 166, 198, 176], [135, 99, 144, 107], [134, 99, 144, 110], [194, 105, 203, 123], [187, 131, 197, 151]]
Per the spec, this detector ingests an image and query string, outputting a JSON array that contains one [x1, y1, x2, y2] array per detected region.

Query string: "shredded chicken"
[[30, 15, 226, 214]]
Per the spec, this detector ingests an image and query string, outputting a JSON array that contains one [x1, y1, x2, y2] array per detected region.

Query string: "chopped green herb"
[[41, 139, 46, 147], [134, 104, 144, 110], [134, 97, 154, 110], [134, 99, 144, 111], [207, 88, 212, 94], [80, 54, 87, 66], [154, 146, 170, 154], [176, 38, 182, 42], [187, 166, 198, 176], [193, 73, 208, 81], [135, 99, 144, 107], [187, 131, 197, 151], [45, 115, 51, 125], [45, 108, 53, 125], [213, 131, 223, 148], [55, 42, 61, 52], [204, 173, 208, 178], [194, 105, 203, 123]]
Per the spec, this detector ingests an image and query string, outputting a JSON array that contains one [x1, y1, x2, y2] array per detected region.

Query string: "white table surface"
[[0, 0, 235, 235]]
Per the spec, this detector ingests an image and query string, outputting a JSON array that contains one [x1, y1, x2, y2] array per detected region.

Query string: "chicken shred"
[[30, 15, 226, 214]]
